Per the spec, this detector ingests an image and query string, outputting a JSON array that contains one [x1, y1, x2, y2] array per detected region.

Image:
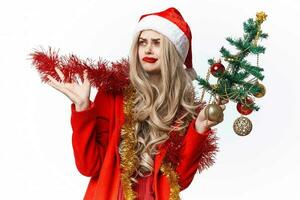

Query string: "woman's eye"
[[154, 41, 160, 46], [139, 41, 146, 45]]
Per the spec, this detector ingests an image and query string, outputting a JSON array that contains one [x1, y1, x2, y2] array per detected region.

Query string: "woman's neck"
[[148, 73, 162, 90]]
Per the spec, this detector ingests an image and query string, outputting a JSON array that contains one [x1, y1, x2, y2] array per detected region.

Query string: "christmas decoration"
[[236, 97, 254, 115], [253, 82, 266, 98], [210, 62, 225, 77], [160, 163, 180, 200], [120, 85, 139, 200], [233, 116, 253, 136], [30, 48, 130, 94], [204, 104, 224, 122], [237, 103, 253, 115], [197, 11, 268, 136]]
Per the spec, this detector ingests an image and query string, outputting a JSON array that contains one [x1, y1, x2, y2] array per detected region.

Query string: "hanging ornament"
[[233, 116, 253, 136], [253, 83, 266, 98], [256, 11, 267, 24], [237, 97, 254, 115], [215, 95, 229, 105], [210, 62, 225, 77], [205, 104, 224, 122]]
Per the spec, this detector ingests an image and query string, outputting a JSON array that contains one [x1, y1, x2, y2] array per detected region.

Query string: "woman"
[[46, 7, 224, 200]]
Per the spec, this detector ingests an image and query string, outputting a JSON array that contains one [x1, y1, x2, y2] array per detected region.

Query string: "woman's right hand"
[[46, 67, 91, 112]]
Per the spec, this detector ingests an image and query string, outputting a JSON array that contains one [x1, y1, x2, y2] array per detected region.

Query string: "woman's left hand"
[[195, 104, 226, 133]]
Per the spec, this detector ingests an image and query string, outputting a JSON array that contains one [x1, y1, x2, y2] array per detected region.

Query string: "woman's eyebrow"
[[139, 37, 160, 41]]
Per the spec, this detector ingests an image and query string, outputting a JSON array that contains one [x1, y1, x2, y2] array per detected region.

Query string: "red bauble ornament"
[[210, 63, 225, 77], [237, 98, 254, 115]]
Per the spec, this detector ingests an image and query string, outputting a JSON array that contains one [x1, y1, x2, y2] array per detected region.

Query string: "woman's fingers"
[[83, 70, 88, 79], [73, 74, 80, 84], [47, 79, 63, 93], [215, 97, 229, 105], [50, 68, 89, 86], [47, 75, 60, 86], [220, 105, 226, 110], [204, 115, 224, 128], [62, 88, 79, 104], [205, 120, 218, 128], [46, 71, 91, 104], [221, 99, 229, 104], [47, 78, 79, 103], [83, 70, 90, 85], [54, 67, 65, 82], [47, 75, 69, 94], [47, 76, 65, 92]]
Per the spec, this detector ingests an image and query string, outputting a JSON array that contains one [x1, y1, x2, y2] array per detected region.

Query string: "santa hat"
[[135, 7, 194, 70]]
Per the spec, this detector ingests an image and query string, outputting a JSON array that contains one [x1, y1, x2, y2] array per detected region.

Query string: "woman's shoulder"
[[91, 57, 130, 95], [93, 82, 134, 114]]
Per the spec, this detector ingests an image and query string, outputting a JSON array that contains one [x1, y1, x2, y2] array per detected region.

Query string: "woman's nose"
[[145, 44, 153, 54]]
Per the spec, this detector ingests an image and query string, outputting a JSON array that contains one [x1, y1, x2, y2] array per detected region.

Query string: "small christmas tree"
[[197, 12, 268, 136]]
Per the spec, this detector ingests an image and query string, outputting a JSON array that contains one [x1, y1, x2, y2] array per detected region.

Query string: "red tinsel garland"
[[197, 129, 218, 173], [30, 48, 60, 82], [164, 131, 185, 166], [30, 47, 130, 94]]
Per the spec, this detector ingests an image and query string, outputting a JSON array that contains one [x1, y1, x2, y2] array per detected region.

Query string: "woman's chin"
[[142, 64, 161, 74], [144, 68, 161, 75]]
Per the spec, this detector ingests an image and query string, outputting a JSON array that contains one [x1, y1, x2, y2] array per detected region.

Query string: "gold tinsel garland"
[[120, 85, 139, 200], [160, 163, 181, 200], [120, 85, 181, 200]]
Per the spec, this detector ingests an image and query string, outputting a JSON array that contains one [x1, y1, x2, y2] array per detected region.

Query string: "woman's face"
[[138, 30, 162, 74]]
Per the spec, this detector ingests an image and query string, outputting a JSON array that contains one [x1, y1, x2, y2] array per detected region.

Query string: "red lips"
[[143, 57, 158, 63]]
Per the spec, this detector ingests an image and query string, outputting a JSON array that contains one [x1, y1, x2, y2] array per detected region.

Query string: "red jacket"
[[70, 89, 217, 200]]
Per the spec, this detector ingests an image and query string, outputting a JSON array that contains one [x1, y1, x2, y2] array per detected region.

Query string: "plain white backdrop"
[[0, 0, 299, 199]]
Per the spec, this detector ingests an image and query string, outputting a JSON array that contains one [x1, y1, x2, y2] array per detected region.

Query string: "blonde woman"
[[46, 7, 225, 200]]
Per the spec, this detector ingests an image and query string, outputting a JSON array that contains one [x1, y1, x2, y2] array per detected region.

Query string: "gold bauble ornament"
[[233, 116, 253, 136], [205, 104, 224, 122], [254, 83, 266, 98]]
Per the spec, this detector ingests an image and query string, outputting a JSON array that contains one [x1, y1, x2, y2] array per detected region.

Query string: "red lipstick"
[[143, 57, 158, 63]]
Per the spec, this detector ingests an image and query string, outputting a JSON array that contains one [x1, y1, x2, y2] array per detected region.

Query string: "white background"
[[0, 0, 299, 199]]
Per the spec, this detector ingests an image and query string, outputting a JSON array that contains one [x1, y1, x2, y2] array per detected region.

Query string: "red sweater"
[[117, 175, 155, 200], [70, 89, 216, 200]]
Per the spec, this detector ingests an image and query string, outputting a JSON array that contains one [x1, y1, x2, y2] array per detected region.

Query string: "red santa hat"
[[135, 7, 193, 70]]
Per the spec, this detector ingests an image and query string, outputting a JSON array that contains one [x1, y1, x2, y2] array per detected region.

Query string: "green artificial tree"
[[197, 11, 268, 136]]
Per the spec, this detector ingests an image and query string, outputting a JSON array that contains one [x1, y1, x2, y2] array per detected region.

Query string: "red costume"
[[71, 89, 217, 200]]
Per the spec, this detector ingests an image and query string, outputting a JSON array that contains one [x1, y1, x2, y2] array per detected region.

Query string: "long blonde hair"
[[120, 30, 199, 178]]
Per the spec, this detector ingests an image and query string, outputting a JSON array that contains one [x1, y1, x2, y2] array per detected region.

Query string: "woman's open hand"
[[46, 67, 91, 111]]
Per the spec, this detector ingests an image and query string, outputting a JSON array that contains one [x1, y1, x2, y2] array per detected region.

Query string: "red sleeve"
[[71, 92, 110, 177], [176, 119, 218, 190]]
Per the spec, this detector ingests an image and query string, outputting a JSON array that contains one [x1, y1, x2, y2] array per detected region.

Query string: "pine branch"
[[249, 45, 266, 54], [220, 47, 233, 58]]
